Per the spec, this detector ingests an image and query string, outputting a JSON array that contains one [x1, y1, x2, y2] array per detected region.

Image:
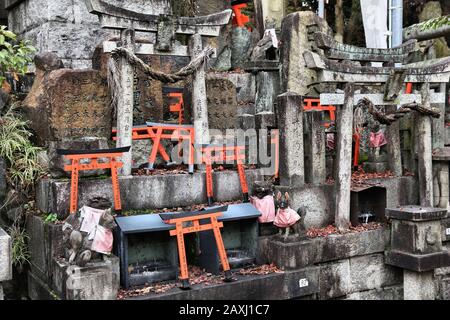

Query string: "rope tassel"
[[107, 46, 214, 111]]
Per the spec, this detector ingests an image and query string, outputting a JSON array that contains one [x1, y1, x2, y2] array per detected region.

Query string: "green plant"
[[0, 104, 45, 194], [7, 224, 31, 269], [43, 213, 58, 224], [0, 25, 36, 91]]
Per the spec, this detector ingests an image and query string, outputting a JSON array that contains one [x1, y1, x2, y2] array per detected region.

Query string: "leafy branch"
[[0, 25, 36, 92]]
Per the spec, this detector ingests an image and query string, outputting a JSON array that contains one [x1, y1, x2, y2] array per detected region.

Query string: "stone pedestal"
[[385, 206, 450, 300], [404, 270, 435, 300], [26, 214, 120, 300], [0, 227, 12, 300], [55, 257, 120, 300]]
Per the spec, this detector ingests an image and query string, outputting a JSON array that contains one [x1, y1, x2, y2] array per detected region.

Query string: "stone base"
[[127, 268, 320, 300], [343, 285, 404, 300], [0, 227, 12, 283], [439, 277, 450, 300], [28, 271, 61, 300], [404, 270, 435, 300], [385, 250, 450, 272], [36, 169, 264, 219], [265, 228, 389, 270], [54, 256, 120, 300]]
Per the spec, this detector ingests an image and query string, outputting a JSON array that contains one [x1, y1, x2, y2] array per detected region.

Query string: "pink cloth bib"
[[370, 131, 387, 148], [91, 225, 113, 254], [274, 207, 300, 228], [250, 195, 276, 223]]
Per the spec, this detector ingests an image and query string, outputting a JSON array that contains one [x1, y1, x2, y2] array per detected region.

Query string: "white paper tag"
[[299, 278, 309, 288]]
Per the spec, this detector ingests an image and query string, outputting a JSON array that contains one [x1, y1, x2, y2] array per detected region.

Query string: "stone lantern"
[[385, 205, 450, 300]]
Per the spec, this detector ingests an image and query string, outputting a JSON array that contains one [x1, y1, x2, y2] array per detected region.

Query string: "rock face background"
[[6, 0, 171, 69]]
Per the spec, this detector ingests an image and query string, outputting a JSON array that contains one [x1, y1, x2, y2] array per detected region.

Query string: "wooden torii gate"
[[85, 0, 232, 175], [304, 33, 450, 231]]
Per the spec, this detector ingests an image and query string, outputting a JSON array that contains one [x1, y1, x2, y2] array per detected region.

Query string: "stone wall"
[[36, 169, 265, 219], [6, 0, 171, 69]]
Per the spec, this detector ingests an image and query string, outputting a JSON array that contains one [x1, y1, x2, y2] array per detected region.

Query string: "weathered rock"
[[0, 227, 12, 283], [404, 270, 436, 300], [47, 137, 111, 178], [206, 77, 238, 131], [255, 72, 275, 113], [34, 52, 65, 72], [22, 67, 112, 146], [128, 267, 320, 300], [7, 0, 170, 68], [304, 111, 326, 185], [280, 11, 332, 95], [419, 1, 442, 21], [59, 256, 120, 300], [210, 72, 256, 104], [231, 27, 252, 69], [212, 47, 232, 72]]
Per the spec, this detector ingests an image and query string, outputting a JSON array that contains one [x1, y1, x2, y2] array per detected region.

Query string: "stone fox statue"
[[62, 197, 116, 267], [274, 192, 307, 240]]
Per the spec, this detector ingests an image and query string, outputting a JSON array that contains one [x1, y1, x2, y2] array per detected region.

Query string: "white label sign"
[[446, 228, 450, 236], [299, 278, 309, 288]]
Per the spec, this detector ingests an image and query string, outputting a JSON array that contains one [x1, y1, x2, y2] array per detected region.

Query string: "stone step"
[[36, 169, 264, 220]]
